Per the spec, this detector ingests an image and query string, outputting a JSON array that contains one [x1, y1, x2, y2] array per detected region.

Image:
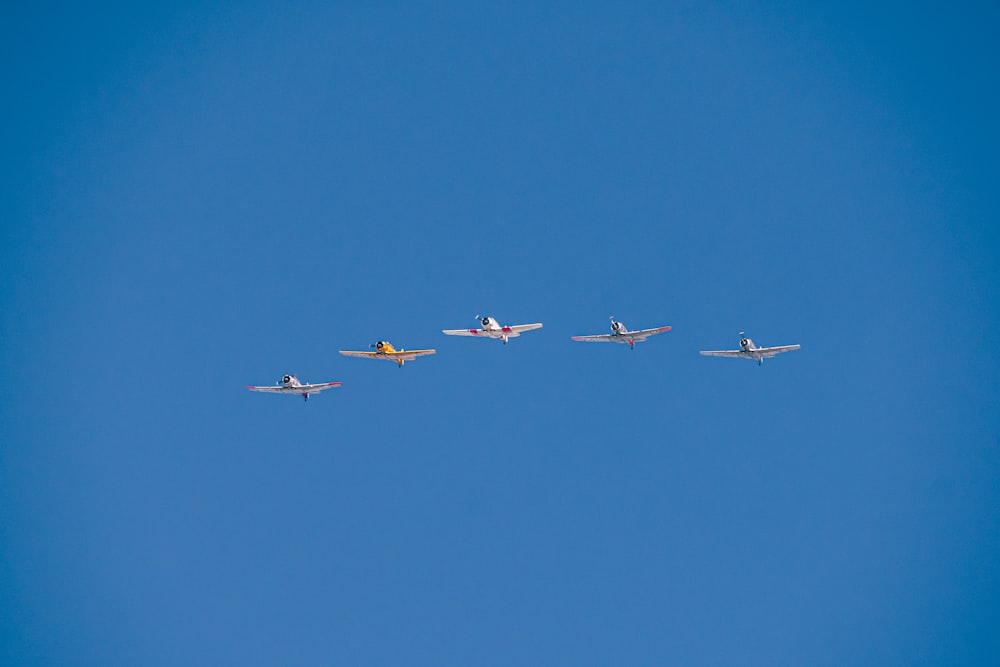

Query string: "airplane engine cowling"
[[482, 317, 490, 327], [282, 374, 293, 385]]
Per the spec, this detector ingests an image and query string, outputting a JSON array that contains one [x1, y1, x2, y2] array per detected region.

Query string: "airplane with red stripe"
[[442, 316, 543, 344], [571, 316, 672, 349]]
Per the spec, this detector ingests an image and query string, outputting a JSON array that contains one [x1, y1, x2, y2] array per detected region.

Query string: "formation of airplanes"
[[247, 316, 800, 401]]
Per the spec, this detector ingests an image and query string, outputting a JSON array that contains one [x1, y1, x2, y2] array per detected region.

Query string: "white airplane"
[[442, 316, 543, 344], [699, 332, 800, 365], [571, 316, 672, 349], [246, 374, 342, 401]]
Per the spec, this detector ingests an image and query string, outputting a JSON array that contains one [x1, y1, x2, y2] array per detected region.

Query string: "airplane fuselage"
[[474, 316, 515, 343], [610, 319, 638, 348], [373, 340, 408, 366], [373, 341, 398, 354], [739, 338, 767, 364]]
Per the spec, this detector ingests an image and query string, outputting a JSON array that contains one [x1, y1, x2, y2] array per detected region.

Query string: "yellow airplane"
[[338, 340, 436, 367]]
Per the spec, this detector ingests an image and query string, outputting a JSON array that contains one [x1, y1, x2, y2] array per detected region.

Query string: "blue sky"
[[2, 2, 998, 664]]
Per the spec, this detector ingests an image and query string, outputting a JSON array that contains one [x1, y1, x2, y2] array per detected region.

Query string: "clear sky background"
[[2, 2, 998, 665]]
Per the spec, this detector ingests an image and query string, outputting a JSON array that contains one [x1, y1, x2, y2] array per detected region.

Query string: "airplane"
[[339, 340, 436, 367], [571, 316, 672, 349], [699, 332, 800, 365], [442, 316, 543, 344], [246, 374, 342, 401]]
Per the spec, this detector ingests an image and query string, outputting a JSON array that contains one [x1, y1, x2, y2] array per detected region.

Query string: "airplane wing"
[[504, 323, 543, 336], [443, 328, 484, 336], [246, 385, 288, 393], [338, 351, 380, 359], [386, 349, 436, 361], [443, 328, 478, 336], [756, 344, 800, 358], [698, 350, 744, 358], [571, 333, 617, 343], [626, 325, 672, 340], [296, 381, 342, 394]]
